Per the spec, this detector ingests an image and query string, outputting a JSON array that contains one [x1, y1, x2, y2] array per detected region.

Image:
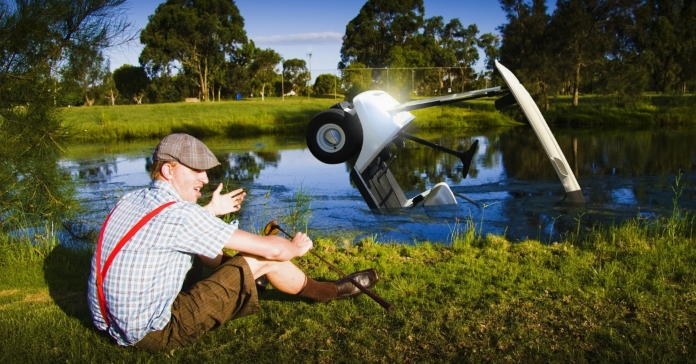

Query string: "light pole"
[[307, 49, 312, 99], [280, 57, 284, 101]]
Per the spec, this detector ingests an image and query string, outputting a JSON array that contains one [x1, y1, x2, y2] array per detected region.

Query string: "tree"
[[499, 0, 554, 109], [113, 65, 149, 104], [146, 72, 188, 103], [439, 20, 481, 92], [140, 0, 247, 101], [478, 32, 501, 84], [223, 40, 253, 98], [60, 47, 109, 106], [676, 0, 696, 93], [102, 70, 119, 106], [593, 0, 647, 103], [550, 0, 613, 106], [400, 16, 449, 96], [385, 45, 423, 98], [313, 74, 342, 95], [635, 0, 686, 94], [283, 59, 310, 96], [340, 0, 425, 68], [340, 62, 372, 100], [340, 2, 493, 97], [0, 0, 132, 228], [248, 47, 281, 100]]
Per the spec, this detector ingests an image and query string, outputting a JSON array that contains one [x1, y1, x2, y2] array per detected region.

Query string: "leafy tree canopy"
[[313, 74, 342, 95], [283, 59, 310, 96], [0, 0, 132, 228], [247, 46, 281, 100], [113, 64, 149, 104], [140, 0, 247, 101], [340, 0, 425, 68]]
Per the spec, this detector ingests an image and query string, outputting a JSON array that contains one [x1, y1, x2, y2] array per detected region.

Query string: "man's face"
[[168, 163, 209, 203]]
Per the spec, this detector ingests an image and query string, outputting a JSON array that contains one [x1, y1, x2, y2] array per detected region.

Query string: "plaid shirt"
[[87, 180, 237, 346]]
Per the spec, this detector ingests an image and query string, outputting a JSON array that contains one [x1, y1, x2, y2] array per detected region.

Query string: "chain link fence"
[[308, 66, 493, 100]]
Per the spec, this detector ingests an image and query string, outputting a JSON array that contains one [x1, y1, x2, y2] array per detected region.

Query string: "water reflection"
[[62, 126, 696, 244]]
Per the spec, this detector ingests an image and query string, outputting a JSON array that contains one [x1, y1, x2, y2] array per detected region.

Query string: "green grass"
[[60, 95, 520, 142], [543, 93, 696, 125], [60, 93, 696, 143], [2, 202, 695, 362], [410, 98, 520, 130], [60, 97, 343, 140]]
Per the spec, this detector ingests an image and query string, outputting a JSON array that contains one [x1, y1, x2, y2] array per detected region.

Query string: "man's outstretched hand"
[[204, 183, 246, 216]]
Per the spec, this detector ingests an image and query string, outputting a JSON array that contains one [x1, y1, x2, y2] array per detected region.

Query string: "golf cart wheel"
[[306, 108, 363, 164]]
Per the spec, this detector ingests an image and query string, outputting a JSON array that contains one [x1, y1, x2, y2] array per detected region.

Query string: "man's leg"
[[240, 254, 378, 302], [241, 254, 335, 298], [136, 255, 259, 351]]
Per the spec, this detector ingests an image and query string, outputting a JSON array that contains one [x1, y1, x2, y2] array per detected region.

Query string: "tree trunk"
[[653, 71, 661, 94], [538, 77, 549, 112], [107, 88, 115, 106], [572, 63, 581, 107], [197, 58, 209, 102], [85, 94, 94, 106]]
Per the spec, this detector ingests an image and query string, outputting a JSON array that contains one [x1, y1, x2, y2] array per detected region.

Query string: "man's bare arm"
[[223, 229, 312, 261]]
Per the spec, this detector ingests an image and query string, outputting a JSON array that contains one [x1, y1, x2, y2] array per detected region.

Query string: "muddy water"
[[62, 125, 696, 244]]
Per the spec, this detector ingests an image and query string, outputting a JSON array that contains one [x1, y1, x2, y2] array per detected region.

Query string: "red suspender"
[[95, 201, 176, 327]]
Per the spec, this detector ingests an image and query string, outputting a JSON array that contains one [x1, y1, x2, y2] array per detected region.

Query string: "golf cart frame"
[[306, 61, 584, 210]]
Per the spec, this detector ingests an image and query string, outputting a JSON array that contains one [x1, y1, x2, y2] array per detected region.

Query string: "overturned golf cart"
[[306, 61, 585, 210]]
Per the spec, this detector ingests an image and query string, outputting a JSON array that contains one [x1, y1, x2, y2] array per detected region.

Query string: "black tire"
[[306, 108, 363, 164]]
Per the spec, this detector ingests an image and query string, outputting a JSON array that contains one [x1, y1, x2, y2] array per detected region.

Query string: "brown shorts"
[[135, 254, 261, 351]]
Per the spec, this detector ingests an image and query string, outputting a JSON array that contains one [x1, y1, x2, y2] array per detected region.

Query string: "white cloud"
[[252, 32, 343, 46]]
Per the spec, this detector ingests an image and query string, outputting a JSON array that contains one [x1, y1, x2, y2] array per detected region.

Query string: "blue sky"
[[107, 0, 509, 77]]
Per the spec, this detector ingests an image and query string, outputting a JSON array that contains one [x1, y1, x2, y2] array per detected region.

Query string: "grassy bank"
[[60, 93, 696, 142], [60, 95, 521, 141], [2, 203, 695, 362], [60, 97, 341, 141], [543, 93, 696, 126]]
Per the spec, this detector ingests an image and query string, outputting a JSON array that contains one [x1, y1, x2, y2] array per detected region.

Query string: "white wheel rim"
[[315, 123, 345, 154]]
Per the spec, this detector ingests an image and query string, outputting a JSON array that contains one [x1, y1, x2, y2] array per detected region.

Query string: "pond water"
[[61, 125, 696, 244]]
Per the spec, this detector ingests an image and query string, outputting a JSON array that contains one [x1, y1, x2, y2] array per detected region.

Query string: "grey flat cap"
[[153, 133, 220, 170]]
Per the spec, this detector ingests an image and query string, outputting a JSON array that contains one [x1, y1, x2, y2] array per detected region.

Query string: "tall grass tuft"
[[281, 184, 312, 235], [0, 226, 59, 266], [449, 218, 476, 251]]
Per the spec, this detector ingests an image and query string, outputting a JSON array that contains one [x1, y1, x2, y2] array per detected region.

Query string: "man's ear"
[[160, 162, 175, 180]]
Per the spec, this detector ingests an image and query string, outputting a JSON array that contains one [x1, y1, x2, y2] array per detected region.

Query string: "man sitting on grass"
[[87, 133, 379, 350]]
